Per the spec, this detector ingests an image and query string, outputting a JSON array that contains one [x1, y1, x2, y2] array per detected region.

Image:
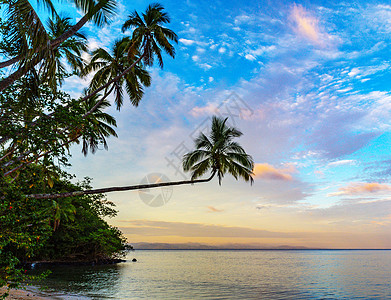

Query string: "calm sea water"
[[34, 250, 391, 299]]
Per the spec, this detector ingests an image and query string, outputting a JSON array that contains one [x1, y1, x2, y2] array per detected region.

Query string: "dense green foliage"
[[0, 174, 52, 295], [33, 174, 127, 262], [0, 165, 127, 297]]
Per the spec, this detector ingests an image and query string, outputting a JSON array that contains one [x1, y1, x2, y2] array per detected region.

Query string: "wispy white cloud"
[[179, 38, 196, 46], [327, 160, 356, 167]]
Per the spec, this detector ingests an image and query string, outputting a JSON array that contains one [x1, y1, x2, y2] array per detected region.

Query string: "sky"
[[20, 0, 391, 248]]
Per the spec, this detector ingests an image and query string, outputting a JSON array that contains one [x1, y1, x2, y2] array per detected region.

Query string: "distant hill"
[[131, 242, 313, 250]]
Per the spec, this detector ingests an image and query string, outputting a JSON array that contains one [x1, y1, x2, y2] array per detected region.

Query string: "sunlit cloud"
[[289, 4, 331, 47], [328, 182, 391, 196], [190, 103, 218, 117], [207, 206, 224, 213], [253, 163, 296, 181]]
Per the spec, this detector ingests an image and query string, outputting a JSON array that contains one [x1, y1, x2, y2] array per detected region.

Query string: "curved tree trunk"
[[0, 12, 90, 92], [0, 57, 21, 69], [27, 172, 216, 200]]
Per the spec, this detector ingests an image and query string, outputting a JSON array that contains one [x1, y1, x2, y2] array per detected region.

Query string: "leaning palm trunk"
[[0, 1, 101, 92], [0, 50, 144, 148], [1, 85, 115, 174], [1, 57, 142, 175], [27, 171, 216, 200]]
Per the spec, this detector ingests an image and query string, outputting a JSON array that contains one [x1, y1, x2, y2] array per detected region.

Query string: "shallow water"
[[35, 250, 391, 299]]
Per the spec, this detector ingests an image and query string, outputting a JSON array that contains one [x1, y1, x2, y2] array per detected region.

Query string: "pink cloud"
[[289, 4, 331, 47], [207, 206, 224, 213], [328, 182, 391, 196], [190, 103, 218, 117], [254, 163, 296, 181]]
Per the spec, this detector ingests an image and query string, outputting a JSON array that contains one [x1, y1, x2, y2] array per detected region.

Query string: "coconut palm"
[[122, 2, 178, 68], [77, 2, 177, 106], [183, 116, 254, 185], [0, 0, 117, 92], [78, 91, 118, 156], [44, 16, 88, 89], [2, 91, 118, 177], [27, 116, 254, 200], [0, 3, 177, 165], [81, 37, 151, 110]]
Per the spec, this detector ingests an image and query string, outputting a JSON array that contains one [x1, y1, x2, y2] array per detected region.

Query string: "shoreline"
[[23, 258, 126, 269], [0, 286, 61, 300]]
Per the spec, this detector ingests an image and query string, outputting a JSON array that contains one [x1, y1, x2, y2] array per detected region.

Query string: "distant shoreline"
[[133, 248, 391, 251], [131, 242, 391, 251]]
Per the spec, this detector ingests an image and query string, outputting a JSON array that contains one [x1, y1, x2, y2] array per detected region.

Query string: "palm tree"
[[122, 2, 178, 68], [183, 116, 254, 185], [49, 198, 76, 231], [45, 16, 88, 89], [77, 2, 178, 105], [3, 92, 118, 177], [1, 3, 177, 171], [78, 91, 118, 156], [0, 0, 117, 92], [27, 116, 254, 200], [81, 37, 151, 110]]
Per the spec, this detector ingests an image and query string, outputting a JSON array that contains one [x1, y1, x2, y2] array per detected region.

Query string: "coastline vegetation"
[[0, 2, 178, 297], [0, 1, 254, 298]]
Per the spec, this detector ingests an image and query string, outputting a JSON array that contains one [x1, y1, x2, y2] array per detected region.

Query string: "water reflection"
[[32, 250, 391, 299], [35, 264, 123, 299]]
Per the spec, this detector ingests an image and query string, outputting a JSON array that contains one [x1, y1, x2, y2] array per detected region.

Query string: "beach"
[[0, 287, 60, 300]]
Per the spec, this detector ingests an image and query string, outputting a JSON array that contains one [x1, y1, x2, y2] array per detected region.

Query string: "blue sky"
[[12, 0, 391, 248]]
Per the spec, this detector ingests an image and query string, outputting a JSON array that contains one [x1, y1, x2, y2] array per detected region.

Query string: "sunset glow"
[[60, 0, 391, 249]]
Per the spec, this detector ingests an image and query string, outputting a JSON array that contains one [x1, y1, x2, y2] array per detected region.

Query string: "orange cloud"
[[207, 206, 224, 213], [328, 182, 391, 197], [253, 163, 296, 181], [289, 4, 330, 46]]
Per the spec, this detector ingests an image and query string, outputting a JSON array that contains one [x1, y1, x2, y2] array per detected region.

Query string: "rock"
[[132, 258, 137, 262]]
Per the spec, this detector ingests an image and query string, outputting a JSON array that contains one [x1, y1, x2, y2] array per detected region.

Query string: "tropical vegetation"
[[0, 0, 254, 297]]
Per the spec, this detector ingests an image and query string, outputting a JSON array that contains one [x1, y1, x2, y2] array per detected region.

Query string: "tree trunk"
[[0, 57, 20, 69], [0, 13, 90, 92], [27, 172, 216, 200], [3, 134, 81, 177]]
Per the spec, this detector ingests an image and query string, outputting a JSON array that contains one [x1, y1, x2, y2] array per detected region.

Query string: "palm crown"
[[81, 37, 151, 110], [78, 91, 118, 156], [122, 3, 178, 68], [183, 116, 254, 185], [46, 17, 88, 88]]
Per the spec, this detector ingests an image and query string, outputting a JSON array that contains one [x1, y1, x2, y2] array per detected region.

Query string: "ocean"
[[35, 250, 391, 299]]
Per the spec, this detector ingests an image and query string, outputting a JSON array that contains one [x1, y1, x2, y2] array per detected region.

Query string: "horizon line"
[[132, 248, 391, 251]]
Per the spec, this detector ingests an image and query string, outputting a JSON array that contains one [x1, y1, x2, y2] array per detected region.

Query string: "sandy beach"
[[0, 287, 60, 300]]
